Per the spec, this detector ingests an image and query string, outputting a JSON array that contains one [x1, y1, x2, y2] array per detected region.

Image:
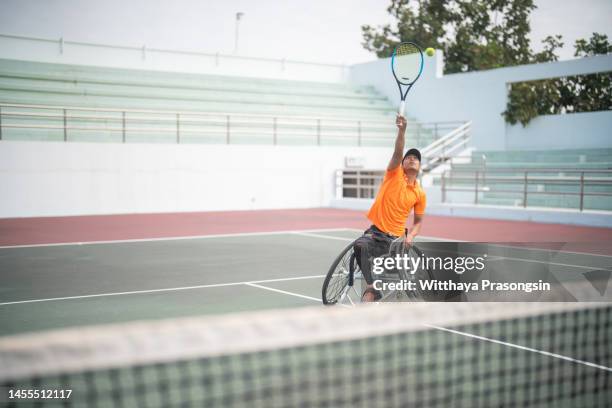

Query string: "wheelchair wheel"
[[322, 239, 360, 305]]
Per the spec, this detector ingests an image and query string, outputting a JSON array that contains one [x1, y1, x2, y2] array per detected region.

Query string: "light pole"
[[234, 12, 244, 54]]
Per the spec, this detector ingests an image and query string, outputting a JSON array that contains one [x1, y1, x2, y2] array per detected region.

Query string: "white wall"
[[350, 53, 612, 151], [0, 34, 348, 83], [331, 197, 612, 228], [505, 110, 612, 150], [0, 141, 392, 217]]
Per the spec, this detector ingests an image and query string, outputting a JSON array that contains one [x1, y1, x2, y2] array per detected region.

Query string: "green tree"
[[363, 2, 611, 125], [572, 33, 612, 113], [574, 32, 612, 57], [362, 0, 544, 74], [532, 35, 564, 63], [503, 33, 611, 126]]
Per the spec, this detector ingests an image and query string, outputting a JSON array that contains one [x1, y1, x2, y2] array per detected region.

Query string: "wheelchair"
[[321, 236, 434, 305]]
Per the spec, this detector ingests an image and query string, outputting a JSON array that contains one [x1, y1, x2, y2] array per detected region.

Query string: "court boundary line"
[[427, 323, 612, 372], [297, 230, 611, 272], [0, 275, 325, 306], [344, 228, 612, 259], [245, 283, 321, 303], [291, 231, 355, 241], [293, 230, 452, 244], [0, 228, 355, 249], [485, 256, 612, 271]]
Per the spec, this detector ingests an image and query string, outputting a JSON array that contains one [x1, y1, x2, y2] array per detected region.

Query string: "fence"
[[441, 168, 612, 211], [420, 121, 471, 172], [334, 121, 472, 199], [0, 33, 347, 82], [0, 103, 464, 146]]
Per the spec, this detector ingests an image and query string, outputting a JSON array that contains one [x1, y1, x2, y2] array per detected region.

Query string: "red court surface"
[[1, 208, 611, 253]]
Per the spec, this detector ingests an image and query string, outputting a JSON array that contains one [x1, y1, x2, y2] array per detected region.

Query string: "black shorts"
[[353, 225, 400, 285]]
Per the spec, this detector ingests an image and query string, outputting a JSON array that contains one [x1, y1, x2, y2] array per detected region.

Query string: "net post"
[[122, 111, 126, 143], [273, 117, 277, 145], [226, 115, 230, 144], [357, 121, 361, 146], [441, 171, 446, 202], [176, 113, 180, 144], [63, 108, 67, 142], [0, 106, 3, 140], [482, 154, 487, 185], [523, 171, 528, 207], [474, 171, 479, 204], [316, 119, 321, 146], [579, 172, 585, 211]]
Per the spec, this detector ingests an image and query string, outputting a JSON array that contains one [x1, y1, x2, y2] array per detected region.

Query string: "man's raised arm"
[[387, 115, 407, 171]]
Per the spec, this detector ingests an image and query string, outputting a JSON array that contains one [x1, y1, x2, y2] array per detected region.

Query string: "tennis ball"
[[425, 47, 435, 57]]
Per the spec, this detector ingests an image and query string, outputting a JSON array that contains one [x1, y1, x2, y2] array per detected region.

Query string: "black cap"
[[403, 148, 421, 162]]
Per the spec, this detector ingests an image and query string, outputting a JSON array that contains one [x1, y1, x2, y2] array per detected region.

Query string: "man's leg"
[[353, 235, 377, 301], [353, 229, 393, 302]]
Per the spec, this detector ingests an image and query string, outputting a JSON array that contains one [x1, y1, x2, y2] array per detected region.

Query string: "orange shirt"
[[367, 166, 427, 237]]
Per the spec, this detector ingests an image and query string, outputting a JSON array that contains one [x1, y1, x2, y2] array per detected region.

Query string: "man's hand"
[[396, 115, 407, 133], [405, 214, 424, 247], [404, 233, 414, 247]]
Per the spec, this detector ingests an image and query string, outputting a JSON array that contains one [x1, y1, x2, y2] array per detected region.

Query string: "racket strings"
[[392, 42, 423, 85], [395, 43, 420, 57]]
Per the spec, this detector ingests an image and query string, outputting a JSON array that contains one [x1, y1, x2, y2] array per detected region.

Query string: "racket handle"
[[398, 101, 405, 116]]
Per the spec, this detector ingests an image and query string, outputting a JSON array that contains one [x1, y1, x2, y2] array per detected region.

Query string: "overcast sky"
[[0, 0, 610, 64]]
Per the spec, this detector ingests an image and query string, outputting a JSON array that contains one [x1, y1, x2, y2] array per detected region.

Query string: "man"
[[354, 114, 426, 302]]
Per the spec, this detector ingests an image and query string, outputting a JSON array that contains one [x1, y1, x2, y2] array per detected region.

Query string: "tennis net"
[[1, 301, 610, 407]]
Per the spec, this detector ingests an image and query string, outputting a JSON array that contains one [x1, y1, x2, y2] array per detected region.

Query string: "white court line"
[[314, 229, 608, 271], [345, 228, 612, 259], [292, 231, 354, 242], [0, 228, 353, 249], [245, 283, 321, 303], [485, 255, 612, 271], [344, 229, 453, 243], [483, 243, 612, 260], [427, 323, 612, 372], [0, 275, 325, 306], [297, 230, 454, 244]]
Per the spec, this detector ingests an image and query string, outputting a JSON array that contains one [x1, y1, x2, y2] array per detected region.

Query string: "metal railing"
[[0, 102, 464, 146], [441, 168, 612, 211], [420, 121, 472, 172], [334, 121, 473, 199], [0, 33, 346, 69]]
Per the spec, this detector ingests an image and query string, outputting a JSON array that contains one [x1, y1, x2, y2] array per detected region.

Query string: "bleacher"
[[0, 58, 442, 147], [438, 149, 612, 211]]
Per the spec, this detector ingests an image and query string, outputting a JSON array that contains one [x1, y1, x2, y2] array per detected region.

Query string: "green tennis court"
[[0, 229, 362, 336], [2, 228, 611, 407], [2, 227, 611, 336]]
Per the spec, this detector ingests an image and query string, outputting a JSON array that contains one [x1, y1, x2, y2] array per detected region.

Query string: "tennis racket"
[[391, 42, 424, 116]]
